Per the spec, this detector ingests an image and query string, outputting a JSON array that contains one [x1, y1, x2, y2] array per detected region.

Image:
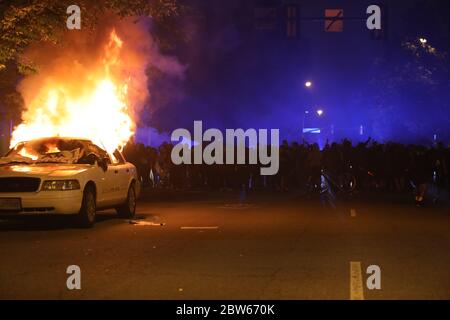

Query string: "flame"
[[18, 143, 60, 160], [18, 148, 39, 161], [10, 30, 135, 153]]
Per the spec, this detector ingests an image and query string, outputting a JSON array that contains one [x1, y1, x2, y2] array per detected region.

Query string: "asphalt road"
[[0, 191, 449, 300]]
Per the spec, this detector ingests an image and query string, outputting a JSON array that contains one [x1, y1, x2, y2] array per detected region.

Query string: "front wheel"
[[77, 186, 96, 228], [116, 183, 136, 219]]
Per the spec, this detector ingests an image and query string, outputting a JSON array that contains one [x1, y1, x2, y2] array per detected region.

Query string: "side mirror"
[[97, 156, 109, 172]]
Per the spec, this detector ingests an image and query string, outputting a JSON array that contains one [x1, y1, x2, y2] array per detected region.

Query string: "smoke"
[[16, 13, 185, 133]]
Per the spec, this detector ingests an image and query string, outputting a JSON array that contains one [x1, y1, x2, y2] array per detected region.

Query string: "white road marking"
[[180, 226, 219, 230], [129, 221, 165, 226], [350, 209, 357, 218], [217, 204, 258, 210], [350, 261, 365, 300]]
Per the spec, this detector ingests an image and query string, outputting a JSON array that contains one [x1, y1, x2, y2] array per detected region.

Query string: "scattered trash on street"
[[129, 220, 166, 226]]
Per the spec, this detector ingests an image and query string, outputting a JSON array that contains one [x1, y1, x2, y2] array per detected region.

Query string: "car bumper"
[[0, 190, 83, 215]]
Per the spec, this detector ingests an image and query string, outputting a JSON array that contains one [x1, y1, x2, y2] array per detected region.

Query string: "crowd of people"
[[123, 138, 450, 203]]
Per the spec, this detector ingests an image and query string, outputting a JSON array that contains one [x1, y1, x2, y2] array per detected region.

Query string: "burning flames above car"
[[10, 30, 135, 154]]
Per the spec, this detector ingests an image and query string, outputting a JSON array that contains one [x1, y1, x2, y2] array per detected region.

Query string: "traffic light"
[[325, 9, 344, 33], [254, 6, 277, 31], [286, 4, 299, 38]]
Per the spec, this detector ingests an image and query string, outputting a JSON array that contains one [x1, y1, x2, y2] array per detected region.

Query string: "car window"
[[5, 138, 86, 163], [112, 150, 126, 164], [87, 143, 111, 164]]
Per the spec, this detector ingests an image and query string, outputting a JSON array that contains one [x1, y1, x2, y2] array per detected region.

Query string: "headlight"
[[41, 180, 81, 191]]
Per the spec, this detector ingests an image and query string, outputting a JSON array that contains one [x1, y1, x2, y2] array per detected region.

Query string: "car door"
[[102, 158, 122, 206], [90, 165, 110, 207], [109, 150, 131, 204], [87, 143, 121, 207]]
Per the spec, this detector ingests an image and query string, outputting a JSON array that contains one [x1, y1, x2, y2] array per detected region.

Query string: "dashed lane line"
[[350, 261, 365, 300]]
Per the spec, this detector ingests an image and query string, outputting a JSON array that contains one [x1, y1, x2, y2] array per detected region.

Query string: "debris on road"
[[129, 220, 166, 226], [218, 203, 258, 210]]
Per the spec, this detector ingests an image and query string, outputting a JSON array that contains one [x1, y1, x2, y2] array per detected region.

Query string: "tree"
[[365, 1, 450, 143], [0, 0, 182, 72], [0, 0, 184, 117]]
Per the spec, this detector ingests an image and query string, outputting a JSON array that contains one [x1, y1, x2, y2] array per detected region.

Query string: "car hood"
[[0, 164, 89, 178]]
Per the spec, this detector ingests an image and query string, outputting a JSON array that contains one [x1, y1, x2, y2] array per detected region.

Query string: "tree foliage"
[[0, 0, 182, 72], [363, 0, 450, 142], [0, 0, 183, 115]]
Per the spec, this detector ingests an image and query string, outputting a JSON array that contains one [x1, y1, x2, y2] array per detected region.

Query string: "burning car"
[[0, 137, 140, 228]]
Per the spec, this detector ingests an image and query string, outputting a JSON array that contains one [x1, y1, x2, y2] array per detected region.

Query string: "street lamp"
[[305, 81, 313, 88], [419, 37, 428, 44], [302, 109, 325, 141]]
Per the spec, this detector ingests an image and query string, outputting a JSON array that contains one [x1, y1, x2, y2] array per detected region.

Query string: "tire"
[[77, 185, 96, 228], [116, 183, 136, 219]]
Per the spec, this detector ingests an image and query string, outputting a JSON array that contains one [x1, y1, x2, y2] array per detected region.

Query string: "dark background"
[[142, 0, 450, 146]]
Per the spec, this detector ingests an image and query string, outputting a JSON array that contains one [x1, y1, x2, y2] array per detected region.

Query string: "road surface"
[[0, 191, 449, 300]]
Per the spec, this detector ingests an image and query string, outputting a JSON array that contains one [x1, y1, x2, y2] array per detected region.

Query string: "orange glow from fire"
[[18, 148, 39, 161], [10, 30, 135, 153]]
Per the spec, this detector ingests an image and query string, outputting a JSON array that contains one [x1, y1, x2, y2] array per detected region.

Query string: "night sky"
[[138, 0, 450, 147]]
